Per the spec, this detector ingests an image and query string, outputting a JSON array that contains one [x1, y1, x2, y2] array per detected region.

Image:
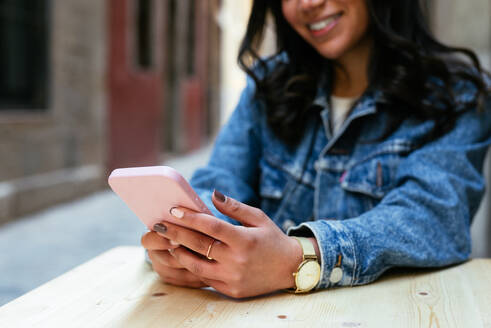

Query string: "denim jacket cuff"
[[287, 220, 358, 289]]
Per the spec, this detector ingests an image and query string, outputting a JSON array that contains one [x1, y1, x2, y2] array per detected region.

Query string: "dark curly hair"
[[238, 0, 490, 146]]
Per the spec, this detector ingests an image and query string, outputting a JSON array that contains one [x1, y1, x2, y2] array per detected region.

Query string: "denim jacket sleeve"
[[190, 78, 262, 224], [288, 94, 491, 289]]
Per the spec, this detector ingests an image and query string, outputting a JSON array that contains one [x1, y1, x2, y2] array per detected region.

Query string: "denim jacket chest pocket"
[[259, 156, 315, 227], [340, 139, 414, 207]]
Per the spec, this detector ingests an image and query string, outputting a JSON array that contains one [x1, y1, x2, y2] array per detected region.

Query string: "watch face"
[[296, 260, 321, 291]]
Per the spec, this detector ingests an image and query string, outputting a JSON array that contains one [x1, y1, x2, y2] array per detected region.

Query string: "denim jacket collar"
[[312, 75, 384, 153]]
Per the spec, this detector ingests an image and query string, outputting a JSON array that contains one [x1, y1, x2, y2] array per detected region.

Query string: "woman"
[[142, 0, 491, 298]]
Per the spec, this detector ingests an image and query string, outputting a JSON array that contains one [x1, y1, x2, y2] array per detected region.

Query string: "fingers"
[[161, 277, 206, 289], [141, 231, 180, 250], [200, 278, 251, 299], [200, 279, 231, 296], [155, 222, 228, 261], [148, 250, 207, 288], [148, 249, 184, 268], [211, 190, 270, 227], [163, 207, 241, 246], [171, 246, 223, 281]]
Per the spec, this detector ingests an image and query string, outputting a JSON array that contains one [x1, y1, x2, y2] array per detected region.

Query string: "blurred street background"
[[0, 0, 490, 306]]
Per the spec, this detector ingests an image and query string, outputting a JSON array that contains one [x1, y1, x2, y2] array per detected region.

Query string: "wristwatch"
[[290, 237, 321, 293]]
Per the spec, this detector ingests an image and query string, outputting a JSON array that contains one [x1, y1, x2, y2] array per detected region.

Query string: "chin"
[[314, 45, 346, 60], [311, 34, 364, 61]]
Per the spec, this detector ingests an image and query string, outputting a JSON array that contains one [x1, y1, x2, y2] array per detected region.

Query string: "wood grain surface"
[[1, 246, 490, 328]]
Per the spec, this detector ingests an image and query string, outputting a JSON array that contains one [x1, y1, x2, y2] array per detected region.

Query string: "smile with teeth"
[[308, 14, 342, 31]]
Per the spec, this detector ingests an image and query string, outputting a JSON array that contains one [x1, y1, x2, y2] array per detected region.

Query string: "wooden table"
[[1, 247, 490, 328]]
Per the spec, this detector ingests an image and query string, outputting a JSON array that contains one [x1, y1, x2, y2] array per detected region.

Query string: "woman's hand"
[[154, 190, 306, 298], [141, 230, 207, 288]]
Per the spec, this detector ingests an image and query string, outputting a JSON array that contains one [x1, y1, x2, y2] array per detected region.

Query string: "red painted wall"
[[107, 0, 164, 172]]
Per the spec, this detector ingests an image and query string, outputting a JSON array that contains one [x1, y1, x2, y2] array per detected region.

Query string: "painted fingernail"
[[153, 223, 167, 233], [170, 240, 180, 246], [170, 207, 184, 218], [213, 189, 226, 203]]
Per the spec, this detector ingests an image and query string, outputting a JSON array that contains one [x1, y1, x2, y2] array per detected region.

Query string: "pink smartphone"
[[108, 166, 212, 230]]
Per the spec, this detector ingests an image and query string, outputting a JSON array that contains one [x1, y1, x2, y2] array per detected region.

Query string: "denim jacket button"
[[329, 267, 343, 284]]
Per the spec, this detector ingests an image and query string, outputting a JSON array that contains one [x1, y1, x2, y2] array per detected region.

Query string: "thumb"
[[211, 189, 269, 227]]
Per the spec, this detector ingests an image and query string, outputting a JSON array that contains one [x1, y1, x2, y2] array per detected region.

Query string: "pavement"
[[0, 145, 212, 306]]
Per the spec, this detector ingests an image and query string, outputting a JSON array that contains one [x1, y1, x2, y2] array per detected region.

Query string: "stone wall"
[[217, 0, 251, 124], [432, 0, 490, 67], [0, 0, 107, 224]]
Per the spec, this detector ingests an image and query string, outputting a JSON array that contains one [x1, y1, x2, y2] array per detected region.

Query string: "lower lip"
[[309, 15, 341, 38]]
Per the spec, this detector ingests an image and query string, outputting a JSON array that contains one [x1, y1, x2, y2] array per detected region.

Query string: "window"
[[186, 0, 196, 76], [136, 0, 153, 69], [0, 0, 49, 110]]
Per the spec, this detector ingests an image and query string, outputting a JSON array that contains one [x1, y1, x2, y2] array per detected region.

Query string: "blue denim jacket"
[[190, 64, 491, 290]]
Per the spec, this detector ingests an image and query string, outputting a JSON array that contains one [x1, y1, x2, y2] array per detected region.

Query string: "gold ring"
[[206, 239, 216, 260]]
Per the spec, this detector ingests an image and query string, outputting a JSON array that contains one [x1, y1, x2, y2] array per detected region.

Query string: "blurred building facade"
[[0, 0, 222, 224], [0, 0, 107, 223], [107, 0, 221, 170]]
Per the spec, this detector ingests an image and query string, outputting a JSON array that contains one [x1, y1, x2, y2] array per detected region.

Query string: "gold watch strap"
[[292, 237, 317, 261]]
